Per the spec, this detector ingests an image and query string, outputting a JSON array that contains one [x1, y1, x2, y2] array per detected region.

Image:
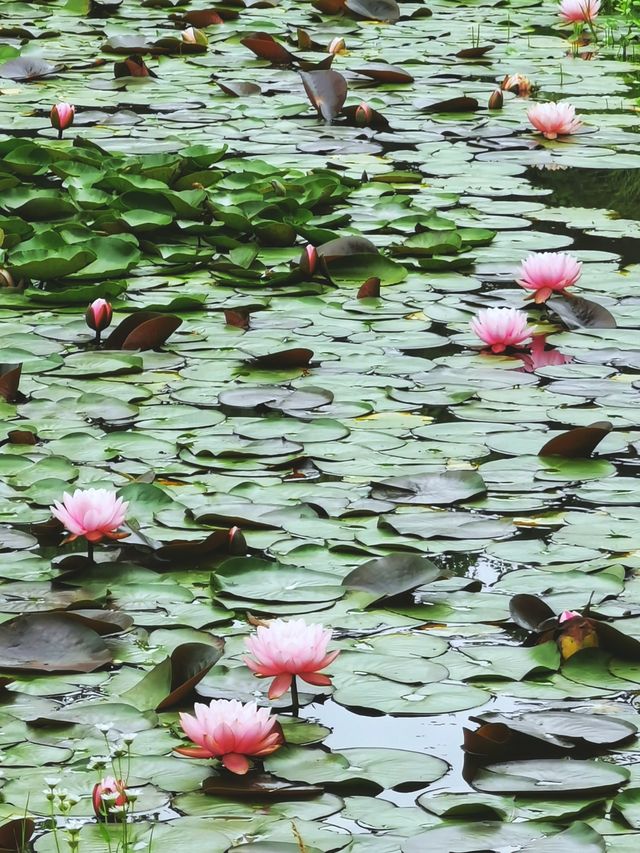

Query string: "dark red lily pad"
[[0, 818, 35, 853], [538, 421, 612, 458], [420, 96, 479, 113], [0, 613, 112, 673], [357, 277, 381, 298], [456, 45, 495, 59], [182, 9, 224, 26], [0, 364, 22, 403], [154, 528, 244, 561], [353, 63, 414, 84], [241, 33, 297, 65], [106, 312, 182, 351], [249, 348, 314, 368]]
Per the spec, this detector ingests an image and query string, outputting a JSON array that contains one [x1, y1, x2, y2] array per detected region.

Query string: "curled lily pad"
[[122, 641, 225, 711], [106, 313, 182, 351], [538, 422, 612, 458], [300, 70, 348, 122]]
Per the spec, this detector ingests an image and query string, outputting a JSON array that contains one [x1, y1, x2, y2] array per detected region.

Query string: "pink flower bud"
[[50, 103, 75, 137], [355, 102, 373, 126], [328, 37, 346, 54], [85, 298, 113, 334], [182, 27, 208, 46], [92, 777, 128, 819], [300, 244, 318, 276]]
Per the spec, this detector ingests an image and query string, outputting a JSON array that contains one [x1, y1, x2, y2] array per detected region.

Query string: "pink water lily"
[[85, 298, 112, 342], [245, 618, 339, 702], [559, 0, 600, 22], [51, 488, 128, 544], [520, 335, 572, 372], [527, 102, 582, 140], [518, 252, 582, 303], [176, 699, 284, 775], [559, 610, 582, 623], [92, 777, 128, 819], [50, 102, 75, 139], [470, 307, 531, 354]]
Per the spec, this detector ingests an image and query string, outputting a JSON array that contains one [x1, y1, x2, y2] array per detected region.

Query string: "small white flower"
[[96, 722, 114, 734]]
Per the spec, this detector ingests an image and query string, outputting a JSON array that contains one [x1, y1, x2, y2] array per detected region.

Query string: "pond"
[[1, 1, 640, 852]]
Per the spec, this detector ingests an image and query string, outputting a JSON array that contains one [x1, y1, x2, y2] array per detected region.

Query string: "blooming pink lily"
[[518, 252, 582, 303], [470, 307, 531, 354], [176, 699, 284, 775], [245, 618, 339, 706], [92, 777, 128, 819], [50, 103, 75, 139], [559, 0, 600, 22], [527, 102, 582, 140], [85, 298, 112, 343], [51, 488, 128, 545]]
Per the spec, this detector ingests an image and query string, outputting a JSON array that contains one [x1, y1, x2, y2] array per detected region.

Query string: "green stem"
[[87, 540, 94, 564], [49, 800, 61, 853], [290, 675, 299, 717]]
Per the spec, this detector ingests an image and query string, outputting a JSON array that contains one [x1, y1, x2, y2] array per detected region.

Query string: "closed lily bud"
[[328, 37, 346, 55], [50, 102, 75, 139], [355, 101, 373, 126], [86, 298, 112, 332], [300, 244, 318, 276], [228, 525, 247, 555], [92, 777, 128, 819], [85, 298, 112, 343], [488, 89, 503, 110], [182, 26, 208, 46]]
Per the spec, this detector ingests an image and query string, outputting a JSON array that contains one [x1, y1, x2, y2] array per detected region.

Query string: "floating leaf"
[[0, 613, 112, 673], [342, 554, 440, 603], [548, 295, 617, 329], [371, 471, 487, 505]]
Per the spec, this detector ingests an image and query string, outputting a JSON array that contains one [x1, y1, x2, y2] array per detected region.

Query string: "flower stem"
[[95, 329, 101, 346], [57, 129, 62, 140], [290, 675, 299, 717], [87, 540, 94, 564]]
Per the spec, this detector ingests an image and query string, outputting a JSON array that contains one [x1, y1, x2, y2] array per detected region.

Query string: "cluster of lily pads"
[[2, 0, 640, 852]]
